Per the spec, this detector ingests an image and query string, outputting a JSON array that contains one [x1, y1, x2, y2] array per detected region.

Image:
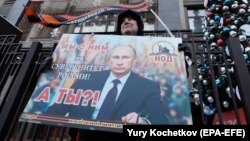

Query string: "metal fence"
[[0, 30, 249, 140]]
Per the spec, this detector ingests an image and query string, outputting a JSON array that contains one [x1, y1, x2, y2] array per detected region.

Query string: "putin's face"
[[109, 45, 136, 78], [121, 17, 138, 35]]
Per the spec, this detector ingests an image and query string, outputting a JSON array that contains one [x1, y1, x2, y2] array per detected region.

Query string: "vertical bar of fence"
[[227, 37, 250, 123], [45, 126, 53, 141], [206, 45, 224, 124], [0, 42, 42, 140], [59, 127, 66, 141], [193, 44, 207, 124], [31, 124, 38, 141], [221, 53, 242, 124], [16, 122, 28, 141]]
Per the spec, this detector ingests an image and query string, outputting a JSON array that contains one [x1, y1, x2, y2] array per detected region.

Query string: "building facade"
[[1, 0, 205, 41]]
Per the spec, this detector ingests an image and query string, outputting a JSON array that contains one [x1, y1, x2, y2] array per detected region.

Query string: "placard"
[[20, 34, 193, 132]]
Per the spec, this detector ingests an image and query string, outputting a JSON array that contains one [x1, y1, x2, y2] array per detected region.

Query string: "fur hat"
[[116, 10, 144, 35]]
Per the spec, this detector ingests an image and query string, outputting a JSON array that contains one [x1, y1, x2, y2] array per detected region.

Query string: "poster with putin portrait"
[[20, 34, 193, 132]]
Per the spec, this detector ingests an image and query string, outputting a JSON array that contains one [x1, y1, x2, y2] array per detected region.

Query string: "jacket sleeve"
[[142, 81, 169, 124]]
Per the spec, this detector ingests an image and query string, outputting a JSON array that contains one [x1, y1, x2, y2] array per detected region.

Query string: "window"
[[187, 9, 205, 32], [74, 26, 81, 33]]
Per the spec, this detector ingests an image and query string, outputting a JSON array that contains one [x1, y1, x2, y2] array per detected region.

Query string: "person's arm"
[[121, 80, 169, 124], [141, 82, 169, 124], [178, 43, 192, 77]]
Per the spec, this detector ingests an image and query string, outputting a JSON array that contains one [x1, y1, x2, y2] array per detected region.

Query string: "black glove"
[[178, 43, 192, 77], [178, 43, 192, 58]]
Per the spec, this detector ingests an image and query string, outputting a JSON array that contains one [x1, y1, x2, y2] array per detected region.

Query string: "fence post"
[[0, 42, 42, 140], [227, 37, 250, 123]]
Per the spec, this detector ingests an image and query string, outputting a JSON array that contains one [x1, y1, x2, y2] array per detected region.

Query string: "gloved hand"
[[178, 43, 192, 77]]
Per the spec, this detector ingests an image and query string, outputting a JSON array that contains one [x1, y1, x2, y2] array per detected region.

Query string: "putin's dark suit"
[[47, 70, 168, 124], [47, 70, 168, 140]]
